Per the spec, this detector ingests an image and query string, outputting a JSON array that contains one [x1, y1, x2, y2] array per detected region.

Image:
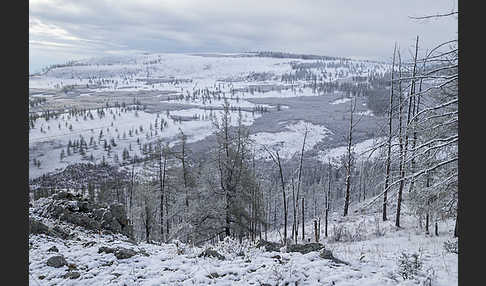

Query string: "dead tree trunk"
[[296, 128, 308, 239], [180, 130, 189, 208], [302, 197, 305, 241], [425, 171, 430, 235], [344, 96, 357, 216], [159, 143, 167, 242], [291, 177, 297, 244], [454, 210, 458, 237], [383, 43, 397, 221], [325, 161, 331, 237], [129, 160, 135, 224], [396, 36, 419, 228], [276, 151, 288, 245]]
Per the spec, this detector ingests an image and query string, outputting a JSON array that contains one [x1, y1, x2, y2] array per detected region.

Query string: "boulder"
[[62, 271, 80, 279], [36, 193, 133, 238], [198, 248, 226, 260], [319, 249, 349, 265], [29, 218, 49, 235], [287, 243, 325, 254], [98, 246, 116, 254], [256, 240, 283, 252], [114, 248, 137, 260], [47, 246, 59, 252], [29, 218, 69, 239], [98, 246, 137, 259], [46, 255, 67, 268]]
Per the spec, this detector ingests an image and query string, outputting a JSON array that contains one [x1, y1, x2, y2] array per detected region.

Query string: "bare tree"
[[263, 144, 288, 245], [383, 43, 397, 221]]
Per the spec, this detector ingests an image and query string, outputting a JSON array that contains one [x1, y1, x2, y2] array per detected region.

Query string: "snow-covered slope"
[[29, 197, 457, 286]]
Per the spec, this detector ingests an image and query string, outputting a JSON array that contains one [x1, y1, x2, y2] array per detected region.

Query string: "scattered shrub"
[[397, 251, 423, 280], [443, 239, 458, 254]]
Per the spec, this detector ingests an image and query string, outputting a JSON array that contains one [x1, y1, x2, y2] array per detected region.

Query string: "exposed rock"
[[319, 249, 349, 265], [29, 163, 130, 191], [63, 271, 81, 279], [287, 243, 325, 254], [98, 246, 137, 259], [256, 240, 283, 252], [114, 248, 137, 259], [83, 241, 97, 248], [51, 226, 70, 239], [208, 272, 220, 279], [198, 248, 226, 260], [98, 246, 116, 254], [34, 192, 133, 238], [46, 255, 67, 268], [29, 218, 49, 235], [29, 218, 69, 239], [47, 246, 59, 252]]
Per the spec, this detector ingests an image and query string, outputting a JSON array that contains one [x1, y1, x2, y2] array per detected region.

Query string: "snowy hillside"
[[29, 193, 457, 286], [29, 52, 388, 180]]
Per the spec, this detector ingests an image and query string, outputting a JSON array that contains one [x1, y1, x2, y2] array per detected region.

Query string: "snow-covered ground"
[[29, 202, 457, 286], [251, 121, 332, 160], [29, 52, 389, 179], [30, 53, 388, 93], [318, 137, 387, 165], [29, 106, 261, 179]]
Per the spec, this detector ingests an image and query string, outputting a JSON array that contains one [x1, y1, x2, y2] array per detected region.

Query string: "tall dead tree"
[[301, 197, 305, 241], [178, 129, 190, 208], [383, 43, 397, 221], [325, 160, 332, 237], [157, 141, 168, 242], [343, 96, 357, 216], [295, 128, 308, 239], [264, 144, 288, 245], [396, 36, 419, 228]]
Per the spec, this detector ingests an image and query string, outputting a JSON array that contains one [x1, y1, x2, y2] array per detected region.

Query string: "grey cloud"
[[29, 0, 457, 73]]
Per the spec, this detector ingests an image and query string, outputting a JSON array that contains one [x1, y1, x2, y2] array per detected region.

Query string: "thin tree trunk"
[[159, 144, 167, 241], [291, 177, 297, 243], [425, 171, 430, 235], [454, 210, 458, 237], [396, 36, 419, 228], [296, 129, 308, 239], [325, 161, 331, 237], [180, 131, 189, 208], [383, 43, 397, 221], [302, 197, 305, 241], [276, 151, 288, 245], [344, 96, 356, 216]]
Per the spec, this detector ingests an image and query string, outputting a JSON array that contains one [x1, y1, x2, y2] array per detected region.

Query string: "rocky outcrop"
[[256, 241, 325, 254], [29, 163, 130, 191], [198, 248, 226, 260], [98, 246, 138, 259], [256, 240, 284, 252], [32, 192, 133, 238], [46, 255, 67, 268], [287, 243, 325, 254], [29, 217, 70, 239], [319, 249, 349, 265]]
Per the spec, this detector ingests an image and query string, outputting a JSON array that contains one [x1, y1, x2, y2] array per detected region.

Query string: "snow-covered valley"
[[29, 51, 458, 286]]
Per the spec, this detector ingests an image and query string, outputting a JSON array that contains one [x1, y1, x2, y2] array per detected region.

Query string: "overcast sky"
[[29, 0, 458, 74]]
